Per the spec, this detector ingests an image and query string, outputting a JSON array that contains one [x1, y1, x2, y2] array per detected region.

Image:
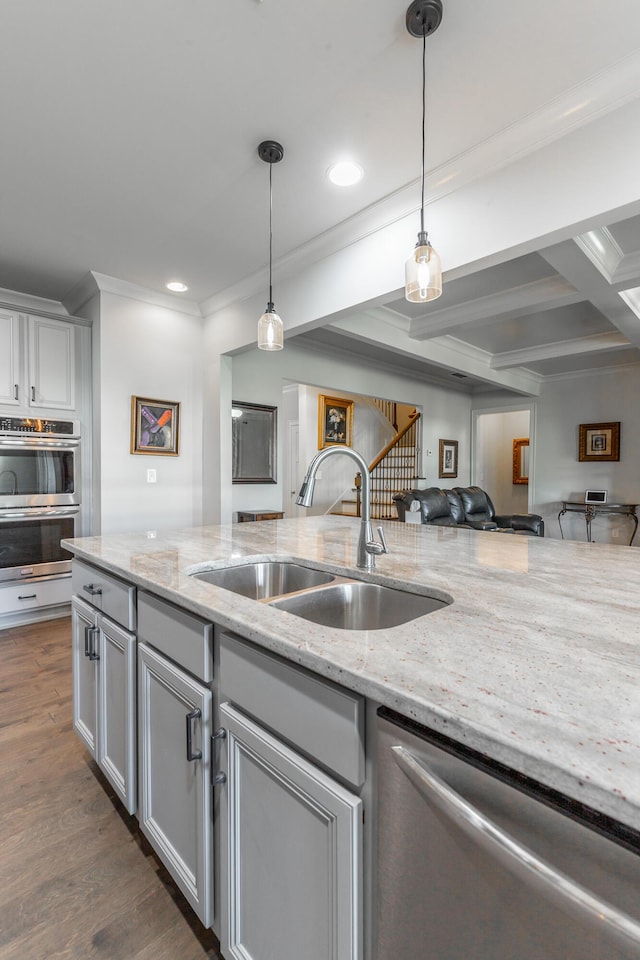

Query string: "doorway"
[[472, 406, 534, 514]]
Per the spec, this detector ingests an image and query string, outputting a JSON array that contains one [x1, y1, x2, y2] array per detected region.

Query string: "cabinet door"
[[28, 315, 75, 410], [219, 702, 363, 960], [71, 596, 98, 756], [0, 309, 21, 406], [97, 617, 137, 815], [138, 642, 213, 927]]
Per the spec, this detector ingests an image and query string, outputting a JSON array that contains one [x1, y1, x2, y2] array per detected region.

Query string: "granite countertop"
[[64, 516, 640, 832]]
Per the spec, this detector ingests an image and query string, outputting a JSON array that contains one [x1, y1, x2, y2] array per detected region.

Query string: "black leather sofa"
[[393, 485, 545, 536]]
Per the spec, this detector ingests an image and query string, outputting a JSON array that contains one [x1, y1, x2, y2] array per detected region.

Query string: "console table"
[[237, 510, 284, 522], [558, 501, 638, 546]]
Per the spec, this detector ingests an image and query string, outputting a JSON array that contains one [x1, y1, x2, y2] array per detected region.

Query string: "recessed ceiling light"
[[166, 280, 189, 293], [327, 161, 363, 187]]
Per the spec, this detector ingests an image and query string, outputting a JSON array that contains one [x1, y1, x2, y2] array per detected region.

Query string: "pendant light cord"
[[268, 161, 274, 312], [420, 29, 426, 239]]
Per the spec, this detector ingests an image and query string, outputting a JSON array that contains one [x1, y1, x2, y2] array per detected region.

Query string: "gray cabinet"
[[136, 590, 215, 929], [217, 633, 363, 960], [0, 311, 76, 410], [138, 641, 213, 928], [71, 594, 137, 814]]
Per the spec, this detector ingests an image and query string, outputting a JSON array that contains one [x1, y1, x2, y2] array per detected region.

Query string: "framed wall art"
[[439, 439, 458, 479], [318, 395, 353, 448], [131, 396, 180, 456], [578, 421, 620, 462]]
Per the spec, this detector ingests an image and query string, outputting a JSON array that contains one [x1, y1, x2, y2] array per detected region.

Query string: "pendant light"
[[405, 0, 443, 303], [257, 139, 285, 350]]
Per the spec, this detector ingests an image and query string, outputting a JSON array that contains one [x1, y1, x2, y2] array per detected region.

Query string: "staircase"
[[366, 408, 421, 519], [330, 405, 421, 519]]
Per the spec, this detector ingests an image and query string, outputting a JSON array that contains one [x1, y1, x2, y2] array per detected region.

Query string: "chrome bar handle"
[[211, 727, 227, 785], [391, 745, 640, 950], [14, 384, 18, 401], [87, 626, 100, 661], [185, 708, 202, 761]]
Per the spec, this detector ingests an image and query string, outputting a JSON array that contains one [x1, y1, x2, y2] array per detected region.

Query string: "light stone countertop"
[[65, 516, 640, 832]]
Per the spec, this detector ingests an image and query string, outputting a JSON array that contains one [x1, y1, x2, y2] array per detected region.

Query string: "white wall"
[[96, 291, 204, 534], [229, 339, 474, 522], [473, 365, 640, 545]]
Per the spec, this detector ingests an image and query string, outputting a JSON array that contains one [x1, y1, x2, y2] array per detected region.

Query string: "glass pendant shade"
[[405, 237, 442, 302], [257, 306, 284, 351]]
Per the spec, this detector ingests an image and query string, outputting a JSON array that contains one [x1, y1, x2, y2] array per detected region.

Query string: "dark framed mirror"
[[232, 402, 277, 483]]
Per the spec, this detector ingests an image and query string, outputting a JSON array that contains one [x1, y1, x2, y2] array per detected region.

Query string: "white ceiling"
[[2, 0, 640, 392]]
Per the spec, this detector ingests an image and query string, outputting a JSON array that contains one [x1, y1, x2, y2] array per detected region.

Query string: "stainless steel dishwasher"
[[376, 709, 640, 960]]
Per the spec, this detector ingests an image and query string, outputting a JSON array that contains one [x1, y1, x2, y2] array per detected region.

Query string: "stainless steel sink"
[[190, 560, 335, 600], [270, 580, 451, 630]]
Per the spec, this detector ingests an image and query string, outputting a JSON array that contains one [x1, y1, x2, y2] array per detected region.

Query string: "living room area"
[[228, 334, 639, 547]]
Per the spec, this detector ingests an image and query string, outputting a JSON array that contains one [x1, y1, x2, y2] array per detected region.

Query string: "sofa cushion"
[[444, 490, 466, 524], [455, 485, 495, 523], [414, 488, 456, 525]]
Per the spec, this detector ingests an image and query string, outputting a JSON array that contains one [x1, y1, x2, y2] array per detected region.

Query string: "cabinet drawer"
[[138, 591, 213, 682], [219, 632, 365, 789], [72, 559, 136, 630], [0, 575, 71, 615]]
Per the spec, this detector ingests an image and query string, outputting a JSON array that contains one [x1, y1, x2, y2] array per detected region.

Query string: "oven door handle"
[[0, 437, 80, 448], [0, 508, 80, 520]]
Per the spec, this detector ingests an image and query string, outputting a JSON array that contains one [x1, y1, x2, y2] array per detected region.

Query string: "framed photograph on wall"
[[131, 396, 180, 455], [578, 421, 620, 462], [318, 395, 353, 448], [439, 439, 458, 479]]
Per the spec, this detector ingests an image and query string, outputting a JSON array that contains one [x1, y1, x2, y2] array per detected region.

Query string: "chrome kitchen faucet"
[[296, 446, 388, 571]]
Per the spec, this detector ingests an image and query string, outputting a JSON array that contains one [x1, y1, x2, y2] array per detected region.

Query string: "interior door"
[[286, 420, 304, 517]]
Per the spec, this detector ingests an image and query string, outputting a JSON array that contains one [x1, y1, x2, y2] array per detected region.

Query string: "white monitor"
[[585, 489, 608, 504]]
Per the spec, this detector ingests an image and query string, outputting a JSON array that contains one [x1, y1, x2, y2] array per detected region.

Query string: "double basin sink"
[[189, 560, 451, 630]]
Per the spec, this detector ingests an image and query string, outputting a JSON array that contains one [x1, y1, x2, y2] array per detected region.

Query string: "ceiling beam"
[[540, 241, 640, 349], [490, 331, 631, 369], [329, 311, 542, 396], [574, 227, 640, 285], [407, 276, 582, 340]]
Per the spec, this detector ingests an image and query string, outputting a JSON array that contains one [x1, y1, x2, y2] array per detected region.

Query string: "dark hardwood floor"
[[0, 617, 222, 960]]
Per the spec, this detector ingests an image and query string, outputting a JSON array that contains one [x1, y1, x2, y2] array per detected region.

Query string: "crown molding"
[[408, 276, 581, 340], [0, 286, 69, 316], [491, 331, 631, 369], [542, 357, 640, 383], [64, 271, 203, 318]]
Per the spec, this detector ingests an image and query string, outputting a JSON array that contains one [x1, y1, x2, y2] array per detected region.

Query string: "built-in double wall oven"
[[0, 416, 81, 583]]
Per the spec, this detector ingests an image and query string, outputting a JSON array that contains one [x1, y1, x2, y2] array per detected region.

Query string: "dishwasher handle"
[[391, 745, 640, 952]]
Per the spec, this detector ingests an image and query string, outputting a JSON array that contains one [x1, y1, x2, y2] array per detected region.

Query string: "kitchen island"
[[65, 514, 640, 833]]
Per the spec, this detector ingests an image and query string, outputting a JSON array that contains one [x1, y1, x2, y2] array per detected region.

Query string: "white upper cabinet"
[[28, 315, 76, 410], [0, 310, 21, 406], [0, 311, 76, 411]]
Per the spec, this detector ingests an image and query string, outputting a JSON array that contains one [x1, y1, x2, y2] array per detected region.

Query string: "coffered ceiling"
[[2, 1, 640, 392], [301, 214, 640, 394]]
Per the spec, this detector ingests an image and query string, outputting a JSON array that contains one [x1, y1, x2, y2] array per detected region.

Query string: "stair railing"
[[355, 411, 421, 520]]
